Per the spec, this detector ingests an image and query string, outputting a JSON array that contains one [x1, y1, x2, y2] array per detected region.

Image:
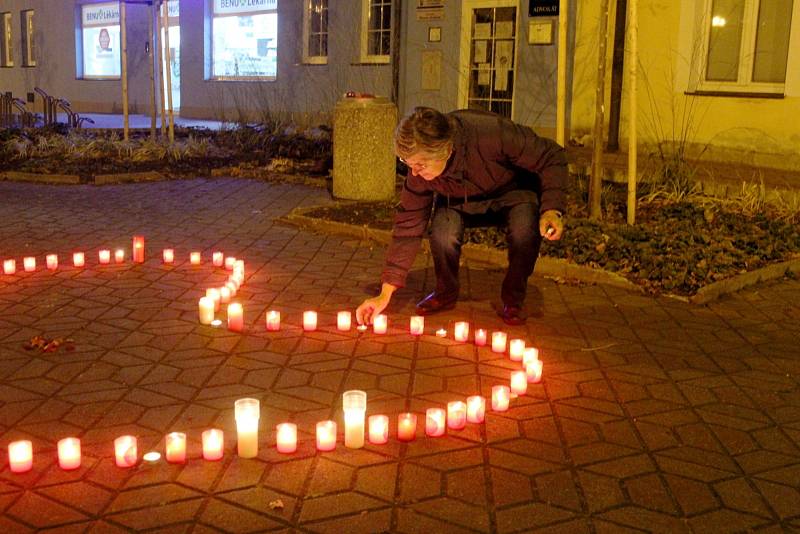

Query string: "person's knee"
[[430, 209, 463, 248], [506, 204, 539, 245]]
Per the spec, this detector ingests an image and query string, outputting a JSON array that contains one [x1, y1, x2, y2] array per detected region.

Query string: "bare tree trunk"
[[162, 0, 175, 142], [556, 0, 569, 147], [156, 1, 166, 136], [607, 0, 627, 152], [121, 1, 130, 141], [589, 0, 611, 220], [627, 0, 638, 225]]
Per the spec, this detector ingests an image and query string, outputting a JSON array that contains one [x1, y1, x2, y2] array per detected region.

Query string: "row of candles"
[[1, 236, 240, 275], [5, 362, 541, 473]]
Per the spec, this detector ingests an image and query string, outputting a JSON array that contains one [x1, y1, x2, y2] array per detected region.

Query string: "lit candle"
[[454, 321, 469, 342], [337, 311, 352, 331], [114, 435, 138, 468], [436, 328, 447, 337], [162, 248, 174, 264], [342, 390, 367, 449], [509, 339, 525, 361], [225, 256, 236, 270], [475, 329, 487, 346], [230, 272, 244, 286], [397, 413, 417, 441], [368, 415, 389, 444], [73, 252, 85, 267], [8, 440, 33, 473], [491, 332, 507, 353], [219, 286, 232, 304], [466, 395, 485, 423], [373, 314, 388, 334], [303, 311, 317, 331], [202, 429, 224, 461], [234, 397, 260, 458], [206, 288, 221, 312], [228, 303, 244, 332], [523, 347, 539, 366], [492, 385, 510, 411], [198, 297, 215, 325], [447, 401, 467, 430], [114, 249, 125, 263], [510, 370, 528, 396], [525, 359, 543, 383], [23, 257, 36, 272], [276, 423, 297, 453], [212, 251, 224, 267], [57, 437, 81, 470], [425, 408, 446, 437], [225, 280, 238, 297], [234, 259, 244, 275], [46, 254, 58, 270], [98, 250, 111, 264], [165, 432, 186, 463], [132, 236, 145, 263], [190, 252, 201, 265], [316, 420, 337, 451], [3, 259, 16, 275], [409, 315, 424, 335], [266, 310, 280, 331]]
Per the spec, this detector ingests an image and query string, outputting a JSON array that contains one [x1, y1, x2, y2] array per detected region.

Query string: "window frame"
[[360, 0, 392, 64], [21, 10, 35, 67], [695, 0, 793, 94], [1, 12, 13, 67], [302, 0, 328, 65], [210, 0, 278, 81]]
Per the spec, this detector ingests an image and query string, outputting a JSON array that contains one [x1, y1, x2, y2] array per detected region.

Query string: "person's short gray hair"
[[394, 107, 454, 160]]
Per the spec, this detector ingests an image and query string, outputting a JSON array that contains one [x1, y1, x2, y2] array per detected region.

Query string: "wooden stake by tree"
[[148, 2, 157, 139], [120, 1, 129, 141], [156, 0, 166, 136], [627, 0, 638, 225], [162, 0, 175, 142], [589, 0, 611, 220], [556, 0, 569, 148]]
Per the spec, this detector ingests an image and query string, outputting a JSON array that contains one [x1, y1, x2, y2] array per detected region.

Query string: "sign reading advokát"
[[214, 0, 277, 15]]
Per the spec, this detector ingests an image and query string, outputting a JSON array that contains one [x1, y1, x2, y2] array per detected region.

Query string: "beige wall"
[[570, 0, 800, 172]]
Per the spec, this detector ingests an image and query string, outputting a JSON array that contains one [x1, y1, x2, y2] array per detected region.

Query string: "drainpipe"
[[391, 0, 403, 106]]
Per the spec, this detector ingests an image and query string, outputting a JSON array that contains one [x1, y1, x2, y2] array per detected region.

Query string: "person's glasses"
[[398, 156, 428, 172]]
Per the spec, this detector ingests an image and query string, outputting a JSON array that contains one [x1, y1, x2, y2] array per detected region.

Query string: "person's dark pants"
[[428, 192, 542, 307]]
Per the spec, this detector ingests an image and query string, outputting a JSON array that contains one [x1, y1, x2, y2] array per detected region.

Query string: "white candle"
[[234, 259, 244, 275], [436, 328, 447, 337], [491, 332, 507, 353], [525, 359, 543, 383], [114, 249, 125, 263], [98, 250, 110, 264], [202, 429, 224, 461], [114, 435, 137, 468], [510, 370, 528, 396], [206, 288, 221, 312], [212, 251, 224, 267], [337, 311, 352, 331], [373, 314, 388, 334], [72, 252, 85, 267], [368, 415, 389, 444], [466, 395, 486, 423], [276, 423, 297, 453], [190, 252, 201, 265], [343, 390, 367, 449], [266, 310, 280, 331], [219, 286, 232, 304], [397, 413, 417, 441], [523, 347, 539, 366], [447, 401, 467, 430], [45, 254, 58, 270], [162, 248, 174, 264], [454, 322, 469, 342], [425, 408, 446, 437], [235, 398, 260, 458], [198, 297, 215, 325], [409, 315, 424, 335], [509, 339, 525, 361], [492, 385, 510, 411], [303, 311, 317, 331], [57, 437, 81, 470], [316, 420, 337, 451], [225, 280, 238, 297], [475, 329, 487, 346], [165, 432, 186, 463], [225, 256, 236, 270], [8, 440, 32, 473], [23, 257, 36, 272], [3, 259, 16, 275], [228, 303, 244, 332]]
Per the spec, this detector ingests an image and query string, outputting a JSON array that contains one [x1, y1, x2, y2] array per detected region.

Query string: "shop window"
[[212, 0, 278, 79]]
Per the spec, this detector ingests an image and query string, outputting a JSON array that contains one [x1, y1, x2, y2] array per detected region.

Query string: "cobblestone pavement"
[[0, 178, 799, 533]]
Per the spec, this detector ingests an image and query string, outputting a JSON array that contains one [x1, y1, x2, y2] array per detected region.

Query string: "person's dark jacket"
[[381, 109, 567, 289]]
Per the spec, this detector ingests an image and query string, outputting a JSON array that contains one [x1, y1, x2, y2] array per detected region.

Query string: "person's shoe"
[[499, 304, 526, 326], [415, 292, 458, 315]]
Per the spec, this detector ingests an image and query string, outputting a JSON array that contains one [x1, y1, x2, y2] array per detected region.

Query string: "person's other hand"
[[540, 210, 564, 240], [356, 293, 391, 325]]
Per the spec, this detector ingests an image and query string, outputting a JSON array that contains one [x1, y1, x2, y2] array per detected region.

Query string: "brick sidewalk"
[[0, 178, 798, 533]]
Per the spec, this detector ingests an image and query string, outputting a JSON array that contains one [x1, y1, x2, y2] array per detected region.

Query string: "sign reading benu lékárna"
[[82, 2, 120, 27], [214, 0, 277, 15]]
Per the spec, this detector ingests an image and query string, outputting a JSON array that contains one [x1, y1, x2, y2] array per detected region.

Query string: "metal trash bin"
[[333, 95, 397, 201]]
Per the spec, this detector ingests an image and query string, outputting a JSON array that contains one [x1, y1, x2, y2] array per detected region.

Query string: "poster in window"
[[495, 21, 513, 38], [478, 63, 491, 86], [473, 40, 487, 63], [493, 40, 512, 91], [474, 22, 492, 39]]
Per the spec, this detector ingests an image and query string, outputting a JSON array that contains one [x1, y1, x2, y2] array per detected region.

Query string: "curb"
[[690, 258, 800, 304], [1, 171, 81, 184], [94, 171, 166, 185]]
